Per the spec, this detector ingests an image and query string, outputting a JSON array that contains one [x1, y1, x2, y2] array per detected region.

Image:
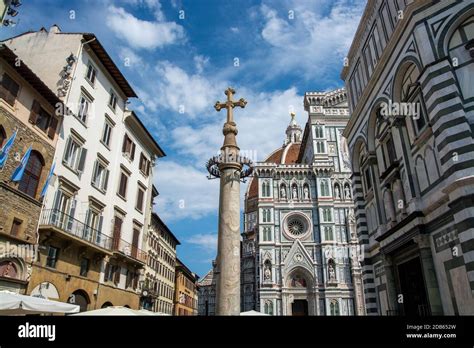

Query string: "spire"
[[285, 112, 302, 145]]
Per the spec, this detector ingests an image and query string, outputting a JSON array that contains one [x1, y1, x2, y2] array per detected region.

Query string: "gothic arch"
[[391, 57, 423, 103], [438, 6, 474, 59], [285, 266, 314, 288], [0, 257, 26, 281], [350, 136, 368, 173]]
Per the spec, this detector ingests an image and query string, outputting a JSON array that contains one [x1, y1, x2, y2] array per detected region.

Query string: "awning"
[[0, 290, 80, 315]]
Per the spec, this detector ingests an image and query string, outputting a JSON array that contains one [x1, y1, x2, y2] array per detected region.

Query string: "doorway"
[[292, 299, 308, 316], [397, 257, 430, 316]]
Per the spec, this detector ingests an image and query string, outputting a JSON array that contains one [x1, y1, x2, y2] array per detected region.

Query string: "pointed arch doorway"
[[283, 267, 316, 316]]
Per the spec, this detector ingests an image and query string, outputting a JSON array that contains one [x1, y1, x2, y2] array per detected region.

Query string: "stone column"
[[413, 235, 443, 315], [215, 164, 242, 315]]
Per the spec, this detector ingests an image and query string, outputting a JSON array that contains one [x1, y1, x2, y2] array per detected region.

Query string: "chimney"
[[49, 24, 61, 34]]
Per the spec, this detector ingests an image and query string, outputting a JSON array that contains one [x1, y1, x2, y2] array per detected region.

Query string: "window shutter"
[[122, 135, 128, 152], [66, 198, 77, 231], [51, 190, 62, 224], [77, 148, 87, 172], [29, 100, 41, 124], [104, 263, 110, 281], [83, 209, 91, 239], [91, 161, 98, 186], [47, 116, 59, 139], [114, 265, 120, 284], [63, 138, 71, 163], [103, 169, 109, 191], [146, 159, 150, 176], [98, 215, 103, 233], [131, 142, 136, 161]]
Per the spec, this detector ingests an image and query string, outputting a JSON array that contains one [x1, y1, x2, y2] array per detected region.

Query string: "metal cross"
[[214, 87, 247, 124]]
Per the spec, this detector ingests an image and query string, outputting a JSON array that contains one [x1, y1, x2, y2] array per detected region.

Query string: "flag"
[[11, 145, 32, 182], [0, 130, 17, 169], [40, 162, 55, 198]]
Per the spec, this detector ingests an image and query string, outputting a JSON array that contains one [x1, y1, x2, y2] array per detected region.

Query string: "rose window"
[[286, 216, 307, 237]]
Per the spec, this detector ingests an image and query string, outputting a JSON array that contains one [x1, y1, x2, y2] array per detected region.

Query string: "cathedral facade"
[[242, 89, 365, 316]]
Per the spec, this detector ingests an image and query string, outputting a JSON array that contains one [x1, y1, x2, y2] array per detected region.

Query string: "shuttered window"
[[117, 172, 128, 198], [0, 73, 19, 106]]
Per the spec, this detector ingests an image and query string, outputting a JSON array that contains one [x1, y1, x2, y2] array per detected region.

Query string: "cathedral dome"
[[246, 142, 301, 199]]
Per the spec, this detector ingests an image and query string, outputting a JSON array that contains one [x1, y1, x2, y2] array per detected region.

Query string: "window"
[[385, 136, 396, 165], [364, 167, 372, 191], [35, 107, 52, 132], [80, 258, 89, 277], [101, 120, 113, 147], [321, 208, 333, 222], [136, 185, 145, 212], [262, 208, 271, 222], [63, 137, 87, 173], [316, 141, 326, 153], [0, 126, 6, 148], [77, 95, 90, 123], [18, 151, 44, 198], [10, 219, 22, 236], [320, 179, 330, 196], [109, 91, 117, 110], [330, 300, 340, 316], [91, 159, 109, 192], [262, 181, 271, 197], [28, 101, 59, 139], [122, 134, 136, 160], [85, 63, 97, 85], [324, 226, 334, 241], [262, 227, 272, 241], [139, 153, 151, 176], [0, 73, 20, 106], [46, 246, 59, 268], [117, 171, 129, 199], [315, 126, 324, 138]]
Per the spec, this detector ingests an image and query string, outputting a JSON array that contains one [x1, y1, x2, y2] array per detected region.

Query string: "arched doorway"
[[101, 301, 113, 308], [284, 267, 315, 316], [68, 290, 90, 312]]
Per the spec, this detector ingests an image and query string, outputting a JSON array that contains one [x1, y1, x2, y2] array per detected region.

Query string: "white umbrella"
[[0, 290, 80, 315], [73, 306, 155, 316], [137, 309, 170, 316], [240, 310, 269, 316]]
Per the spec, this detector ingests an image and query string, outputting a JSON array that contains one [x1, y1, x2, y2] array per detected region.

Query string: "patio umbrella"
[[239, 310, 269, 316], [73, 306, 156, 316], [137, 309, 170, 316], [0, 290, 80, 315]]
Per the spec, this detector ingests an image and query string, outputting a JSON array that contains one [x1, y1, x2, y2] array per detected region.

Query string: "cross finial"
[[214, 87, 247, 124]]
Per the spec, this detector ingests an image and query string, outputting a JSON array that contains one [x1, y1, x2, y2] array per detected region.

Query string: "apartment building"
[[3, 25, 165, 311], [174, 258, 198, 315], [0, 44, 62, 294], [140, 212, 180, 314]]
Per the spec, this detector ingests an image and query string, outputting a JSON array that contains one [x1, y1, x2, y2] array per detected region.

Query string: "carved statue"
[[264, 264, 272, 281], [334, 185, 340, 199], [344, 185, 351, 199], [304, 186, 309, 199], [280, 186, 286, 199], [328, 262, 336, 281], [292, 186, 298, 199]]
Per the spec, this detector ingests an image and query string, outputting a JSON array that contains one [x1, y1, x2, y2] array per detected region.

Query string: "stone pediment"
[[282, 239, 314, 275]]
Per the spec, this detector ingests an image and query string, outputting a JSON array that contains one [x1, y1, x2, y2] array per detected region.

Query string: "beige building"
[[3, 26, 165, 311], [140, 212, 180, 314], [0, 44, 62, 294], [174, 258, 198, 315]]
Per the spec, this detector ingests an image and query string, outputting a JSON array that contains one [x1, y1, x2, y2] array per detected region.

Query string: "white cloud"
[[153, 160, 219, 221], [257, 0, 364, 82], [106, 6, 184, 49], [230, 27, 239, 33], [193, 55, 209, 74], [186, 233, 218, 253]]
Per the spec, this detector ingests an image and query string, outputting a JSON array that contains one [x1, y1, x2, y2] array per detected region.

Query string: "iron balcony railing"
[[40, 209, 112, 250], [112, 236, 147, 264]]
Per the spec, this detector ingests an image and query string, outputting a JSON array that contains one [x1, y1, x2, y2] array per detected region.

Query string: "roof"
[[176, 258, 199, 281], [246, 142, 301, 200], [197, 269, 215, 287], [83, 34, 137, 98], [0, 44, 63, 109], [151, 212, 180, 245], [125, 110, 166, 158]]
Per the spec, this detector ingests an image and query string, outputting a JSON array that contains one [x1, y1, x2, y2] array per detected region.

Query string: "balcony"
[[39, 209, 112, 253], [112, 237, 147, 265]]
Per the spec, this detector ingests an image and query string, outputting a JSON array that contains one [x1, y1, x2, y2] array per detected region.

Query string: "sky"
[[1, 0, 365, 277]]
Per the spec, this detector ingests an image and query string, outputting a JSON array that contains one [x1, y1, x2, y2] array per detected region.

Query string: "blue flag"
[[40, 162, 55, 198], [0, 130, 17, 169], [11, 146, 32, 182]]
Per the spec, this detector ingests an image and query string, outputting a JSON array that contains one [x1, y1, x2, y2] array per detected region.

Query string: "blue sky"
[[1, 0, 365, 277]]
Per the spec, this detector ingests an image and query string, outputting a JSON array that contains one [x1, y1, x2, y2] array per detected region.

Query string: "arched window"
[[18, 151, 44, 198], [0, 125, 6, 148], [320, 180, 330, 196], [448, 15, 474, 100], [315, 126, 324, 138], [69, 289, 90, 312], [264, 300, 273, 315], [0, 260, 18, 279], [330, 300, 340, 316]]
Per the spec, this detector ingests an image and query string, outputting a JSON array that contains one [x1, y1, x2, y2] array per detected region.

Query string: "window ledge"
[[100, 140, 111, 151], [116, 192, 127, 202]]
